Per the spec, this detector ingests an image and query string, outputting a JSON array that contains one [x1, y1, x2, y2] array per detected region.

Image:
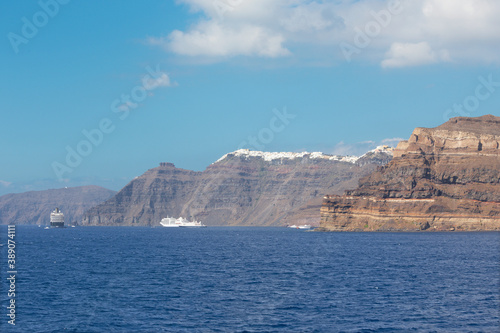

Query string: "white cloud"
[[330, 137, 403, 156], [151, 73, 178, 87], [381, 137, 405, 146], [152, 21, 290, 57], [149, 0, 500, 67], [0, 180, 12, 187], [330, 141, 358, 156], [381, 42, 449, 68], [279, 2, 345, 33]]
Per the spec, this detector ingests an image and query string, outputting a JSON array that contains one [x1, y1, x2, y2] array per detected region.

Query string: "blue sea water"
[[1, 226, 499, 332]]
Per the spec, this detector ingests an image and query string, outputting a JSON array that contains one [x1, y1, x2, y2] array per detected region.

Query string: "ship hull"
[[160, 223, 180, 228]]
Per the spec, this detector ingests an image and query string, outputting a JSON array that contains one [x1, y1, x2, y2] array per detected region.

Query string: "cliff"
[[0, 185, 116, 225], [81, 147, 393, 226], [320, 115, 500, 231]]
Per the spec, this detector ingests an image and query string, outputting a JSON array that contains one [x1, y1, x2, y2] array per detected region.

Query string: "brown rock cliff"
[[320, 115, 500, 231]]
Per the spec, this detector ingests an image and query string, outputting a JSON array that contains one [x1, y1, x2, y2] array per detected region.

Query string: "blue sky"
[[1, 0, 499, 195]]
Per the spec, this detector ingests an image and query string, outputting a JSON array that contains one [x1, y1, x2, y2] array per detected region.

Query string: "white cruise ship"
[[160, 217, 206, 228], [50, 208, 65, 228]]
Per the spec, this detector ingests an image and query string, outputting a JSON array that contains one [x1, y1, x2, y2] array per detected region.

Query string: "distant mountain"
[[0, 185, 116, 225], [320, 115, 500, 231], [82, 146, 394, 227]]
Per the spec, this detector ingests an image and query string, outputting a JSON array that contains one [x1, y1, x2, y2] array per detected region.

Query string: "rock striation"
[[81, 147, 394, 226], [0, 185, 116, 225], [320, 115, 500, 231]]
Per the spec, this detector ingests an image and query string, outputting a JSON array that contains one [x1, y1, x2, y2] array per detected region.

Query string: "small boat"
[[160, 217, 206, 228], [298, 225, 313, 230]]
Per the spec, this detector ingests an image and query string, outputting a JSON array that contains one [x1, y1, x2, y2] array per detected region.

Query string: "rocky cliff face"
[[0, 185, 116, 225], [320, 115, 500, 231], [82, 147, 393, 226]]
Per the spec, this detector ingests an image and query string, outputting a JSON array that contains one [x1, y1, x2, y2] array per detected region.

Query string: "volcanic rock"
[[320, 115, 500, 231], [0, 185, 116, 225], [81, 147, 393, 226]]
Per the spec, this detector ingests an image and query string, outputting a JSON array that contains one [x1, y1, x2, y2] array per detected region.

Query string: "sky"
[[1, 0, 499, 195]]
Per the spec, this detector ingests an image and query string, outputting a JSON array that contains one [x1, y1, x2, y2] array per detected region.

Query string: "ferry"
[[288, 224, 314, 230], [160, 217, 206, 228]]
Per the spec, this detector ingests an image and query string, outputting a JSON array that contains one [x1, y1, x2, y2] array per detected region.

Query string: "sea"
[[1, 225, 499, 332]]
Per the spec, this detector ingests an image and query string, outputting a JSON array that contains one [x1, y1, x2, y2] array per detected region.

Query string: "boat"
[[160, 217, 206, 228], [298, 224, 313, 230], [288, 224, 313, 230], [50, 208, 65, 228]]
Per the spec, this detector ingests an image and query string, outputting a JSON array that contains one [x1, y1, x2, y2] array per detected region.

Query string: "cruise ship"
[[50, 208, 65, 228], [160, 217, 206, 228]]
